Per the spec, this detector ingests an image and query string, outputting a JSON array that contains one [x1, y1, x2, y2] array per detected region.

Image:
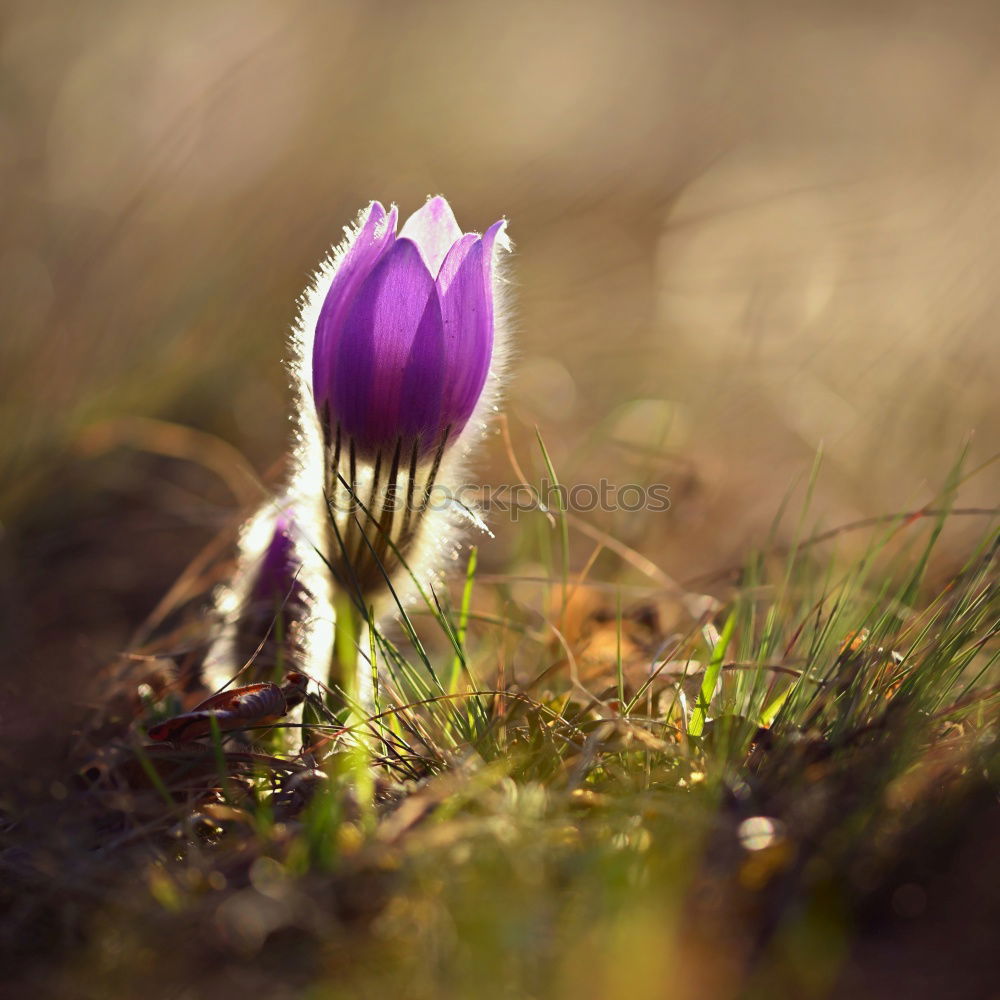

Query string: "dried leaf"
[[147, 682, 287, 743]]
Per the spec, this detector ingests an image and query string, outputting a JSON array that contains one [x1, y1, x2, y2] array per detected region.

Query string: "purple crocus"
[[249, 511, 301, 609], [311, 197, 507, 462], [236, 510, 306, 678]]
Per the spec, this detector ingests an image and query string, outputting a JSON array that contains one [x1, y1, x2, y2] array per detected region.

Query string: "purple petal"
[[252, 511, 299, 605], [238, 509, 307, 674], [398, 196, 463, 277], [398, 290, 447, 449], [437, 219, 506, 435], [313, 202, 397, 418], [334, 238, 439, 457], [480, 218, 507, 291], [435, 233, 480, 297]]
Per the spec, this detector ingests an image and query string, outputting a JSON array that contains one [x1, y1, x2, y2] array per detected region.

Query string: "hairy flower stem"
[[329, 588, 375, 830], [330, 589, 361, 717]]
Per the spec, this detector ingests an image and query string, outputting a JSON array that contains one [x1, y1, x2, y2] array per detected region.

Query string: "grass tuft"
[[3, 471, 998, 999]]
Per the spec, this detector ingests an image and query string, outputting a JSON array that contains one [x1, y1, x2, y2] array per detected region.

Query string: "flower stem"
[[330, 590, 360, 715], [329, 589, 375, 831]]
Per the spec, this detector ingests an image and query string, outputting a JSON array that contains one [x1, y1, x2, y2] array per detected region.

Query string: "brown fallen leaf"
[[147, 681, 288, 743]]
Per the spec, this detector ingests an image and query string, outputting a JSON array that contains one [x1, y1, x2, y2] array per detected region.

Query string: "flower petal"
[[399, 195, 463, 277], [480, 218, 509, 291], [398, 290, 447, 450], [437, 219, 507, 434], [334, 238, 438, 457], [435, 233, 480, 297], [313, 202, 397, 418], [252, 511, 299, 604]]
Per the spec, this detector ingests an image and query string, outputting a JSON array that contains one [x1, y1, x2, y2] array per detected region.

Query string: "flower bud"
[[234, 510, 306, 673], [311, 196, 507, 462], [204, 505, 318, 690], [293, 197, 511, 599]]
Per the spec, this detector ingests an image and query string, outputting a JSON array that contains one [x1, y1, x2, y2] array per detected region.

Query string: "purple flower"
[[312, 197, 507, 461], [236, 509, 307, 678], [249, 511, 301, 609]]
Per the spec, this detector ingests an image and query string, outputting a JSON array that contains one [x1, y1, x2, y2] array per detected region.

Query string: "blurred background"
[[2, 0, 999, 748]]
